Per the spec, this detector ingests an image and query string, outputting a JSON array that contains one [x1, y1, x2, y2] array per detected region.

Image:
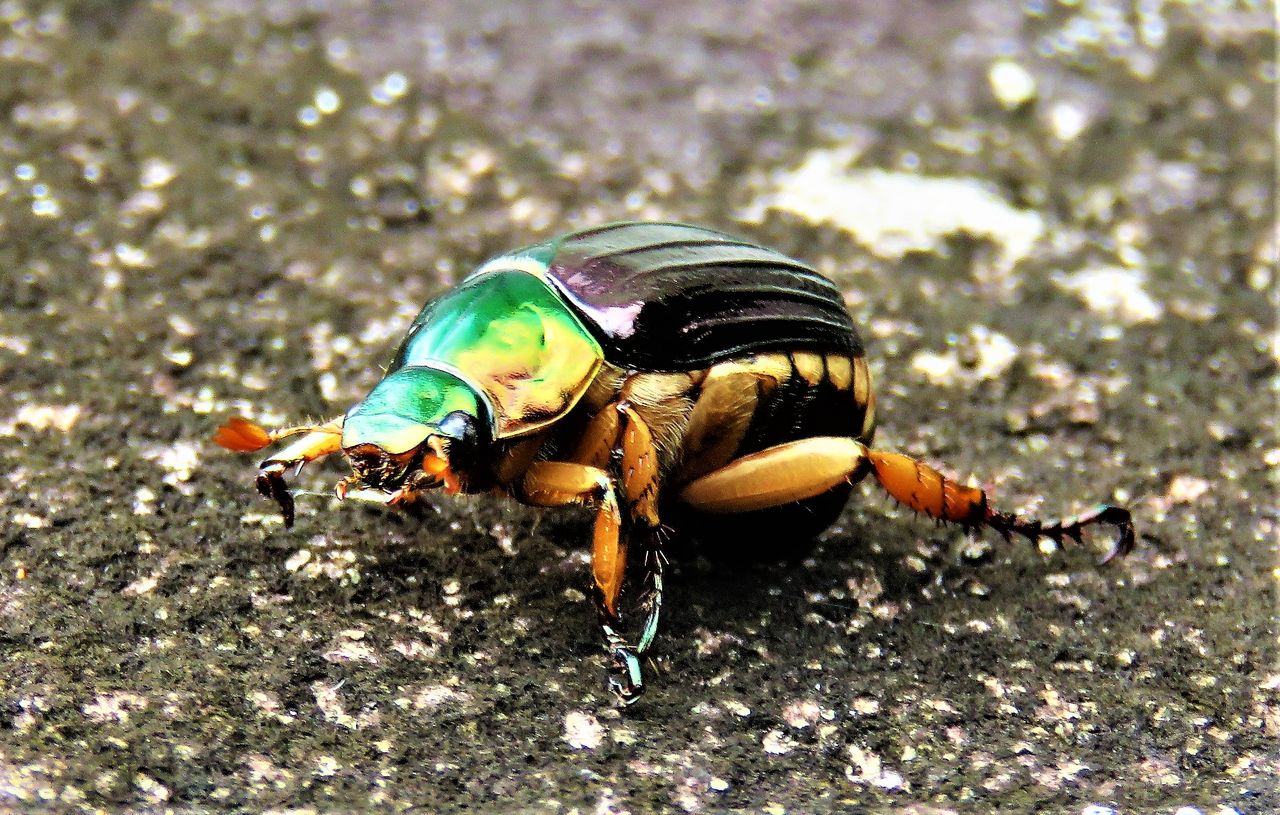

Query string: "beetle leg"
[[678, 369, 779, 483], [865, 450, 1134, 563], [515, 460, 645, 702], [680, 439, 1133, 563], [214, 416, 344, 527], [571, 400, 667, 653], [635, 527, 668, 654], [255, 463, 297, 527], [517, 461, 626, 612], [679, 437, 871, 514], [614, 404, 665, 656], [521, 399, 668, 702], [616, 405, 660, 527], [567, 401, 620, 470]]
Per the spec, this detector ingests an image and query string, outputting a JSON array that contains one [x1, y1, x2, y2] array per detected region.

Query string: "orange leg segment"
[[617, 405, 661, 528], [867, 450, 1134, 563], [518, 461, 625, 616], [518, 460, 647, 701], [559, 402, 665, 614], [522, 400, 667, 703], [679, 437, 868, 514], [866, 450, 986, 526]]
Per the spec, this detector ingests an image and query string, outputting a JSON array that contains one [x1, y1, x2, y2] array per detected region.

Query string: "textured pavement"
[[0, 1, 1275, 812]]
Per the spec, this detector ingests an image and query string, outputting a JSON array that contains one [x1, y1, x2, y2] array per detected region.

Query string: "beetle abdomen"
[[673, 352, 874, 484], [509, 222, 861, 371], [669, 350, 874, 544]]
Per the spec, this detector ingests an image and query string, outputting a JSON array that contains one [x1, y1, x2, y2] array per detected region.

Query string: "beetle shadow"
[[335, 495, 960, 680], [647, 511, 942, 648]]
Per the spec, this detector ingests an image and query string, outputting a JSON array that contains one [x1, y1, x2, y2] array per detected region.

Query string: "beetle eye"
[[435, 410, 488, 470], [436, 411, 477, 448]]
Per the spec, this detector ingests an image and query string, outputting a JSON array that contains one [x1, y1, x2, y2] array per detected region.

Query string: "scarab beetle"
[[215, 221, 1134, 703]]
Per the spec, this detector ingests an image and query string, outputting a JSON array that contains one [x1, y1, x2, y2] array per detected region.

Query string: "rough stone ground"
[[0, 1, 1276, 812]]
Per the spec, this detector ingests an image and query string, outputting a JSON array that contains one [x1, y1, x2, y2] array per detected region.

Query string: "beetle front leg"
[[214, 416, 344, 527], [515, 461, 645, 701]]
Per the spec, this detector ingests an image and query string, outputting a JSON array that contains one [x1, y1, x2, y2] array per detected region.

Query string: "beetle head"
[[339, 366, 491, 497]]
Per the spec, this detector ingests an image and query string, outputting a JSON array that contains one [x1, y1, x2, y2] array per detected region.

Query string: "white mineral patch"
[[284, 549, 312, 572], [911, 350, 959, 384], [83, 691, 148, 724], [115, 242, 151, 268], [988, 60, 1037, 108], [143, 441, 201, 492], [1056, 267, 1163, 324], [139, 157, 177, 189], [123, 575, 158, 596], [13, 512, 49, 529], [134, 774, 170, 802], [762, 729, 796, 755], [744, 148, 1044, 276], [1166, 475, 1210, 504], [0, 403, 82, 434], [312, 681, 377, 730], [1048, 99, 1090, 142], [563, 710, 604, 750], [846, 744, 907, 790], [412, 685, 469, 709], [910, 325, 1019, 386], [781, 699, 822, 729], [0, 335, 31, 354]]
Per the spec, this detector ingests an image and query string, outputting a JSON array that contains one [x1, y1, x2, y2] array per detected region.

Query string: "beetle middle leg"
[[213, 416, 344, 527], [613, 403, 666, 655], [576, 399, 669, 655], [524, 400, 667, 702], [515, 460, 646, 700]]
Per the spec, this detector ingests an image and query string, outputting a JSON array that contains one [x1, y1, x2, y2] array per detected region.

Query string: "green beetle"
[[216, 221, 1133, 702]]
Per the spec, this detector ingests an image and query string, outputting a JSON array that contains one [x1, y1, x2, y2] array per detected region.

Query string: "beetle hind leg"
[[677, 439, 1133, 564], [980, 504, 1134, 563], [678, 437, 871, 514], [866, 450, 1134, 563]]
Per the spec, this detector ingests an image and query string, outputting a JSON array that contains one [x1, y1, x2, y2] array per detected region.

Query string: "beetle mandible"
[[215, 221, 1134, 703]]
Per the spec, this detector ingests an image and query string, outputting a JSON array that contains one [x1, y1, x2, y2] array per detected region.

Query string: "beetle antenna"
[[213, 416, 340, 453]]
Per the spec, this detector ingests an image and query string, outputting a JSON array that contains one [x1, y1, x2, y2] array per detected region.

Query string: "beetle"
[[214, 221, 1134, 703]]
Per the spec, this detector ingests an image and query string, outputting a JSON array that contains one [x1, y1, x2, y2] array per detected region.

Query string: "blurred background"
[[0, 1, 1275, 811]]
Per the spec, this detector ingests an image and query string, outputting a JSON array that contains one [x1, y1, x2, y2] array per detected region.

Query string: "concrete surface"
[[0, 1, 1275, 812]]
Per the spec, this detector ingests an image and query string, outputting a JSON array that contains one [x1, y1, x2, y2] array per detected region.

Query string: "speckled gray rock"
[[0, 1, 1275, 812]]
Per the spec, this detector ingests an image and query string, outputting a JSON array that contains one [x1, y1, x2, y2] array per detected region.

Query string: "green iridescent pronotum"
[[215, 221, 1135, 704], [344, 269, 603, 453]]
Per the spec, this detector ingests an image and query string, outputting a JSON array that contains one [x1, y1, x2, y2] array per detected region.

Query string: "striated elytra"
[[215, 221, 1134, 703]]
